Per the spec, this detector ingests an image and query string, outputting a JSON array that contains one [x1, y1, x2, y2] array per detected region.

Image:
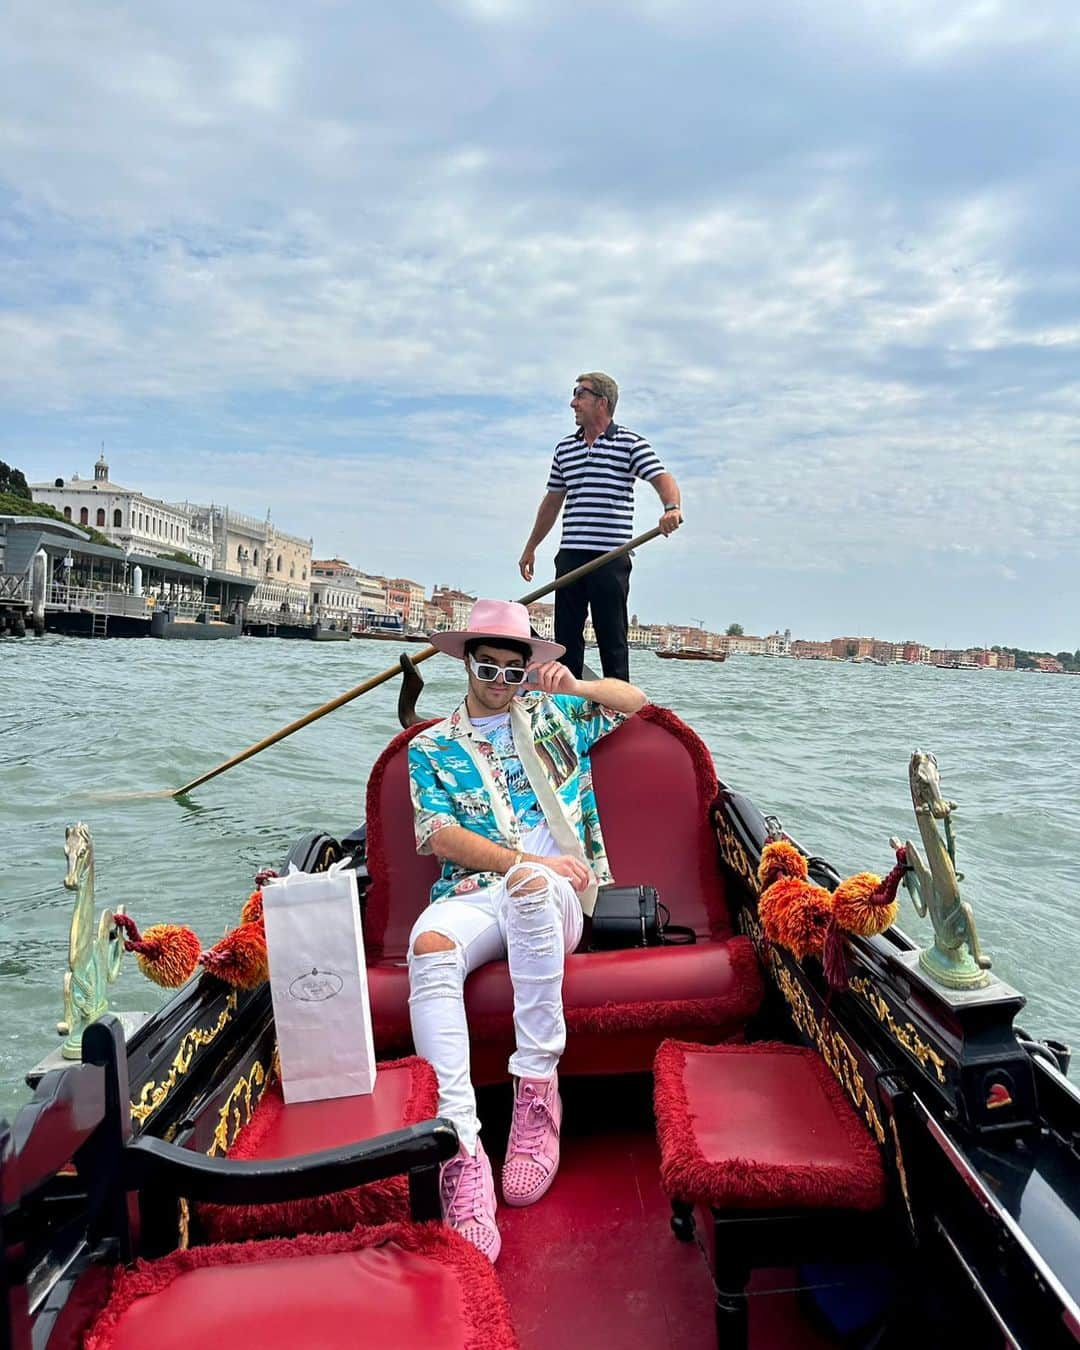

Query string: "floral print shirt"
[[408, 692, 628, 903]]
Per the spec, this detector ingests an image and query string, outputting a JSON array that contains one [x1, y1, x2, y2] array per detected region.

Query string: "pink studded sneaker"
[[501, 1074, 562, 1206], [440, 1138, 501, 1263]]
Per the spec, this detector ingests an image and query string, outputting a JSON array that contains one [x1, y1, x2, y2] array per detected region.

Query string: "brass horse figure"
[[890, 751, 992, 990], [58, 823, 126, 1058]]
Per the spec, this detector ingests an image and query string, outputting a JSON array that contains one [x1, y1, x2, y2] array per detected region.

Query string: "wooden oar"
[[106, 525, 664, 801]]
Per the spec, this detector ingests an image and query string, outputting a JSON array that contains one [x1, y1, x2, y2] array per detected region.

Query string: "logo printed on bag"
[[288, 967, 344, 1002]]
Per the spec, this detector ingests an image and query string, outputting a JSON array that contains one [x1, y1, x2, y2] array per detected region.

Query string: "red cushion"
[[84, 1223, 517, 1350], [199, 1057, 438, 1241], [370, 939, 764, 1076], [653, 1040, 886, 1212]]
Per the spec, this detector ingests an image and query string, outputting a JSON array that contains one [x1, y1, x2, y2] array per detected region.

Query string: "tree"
[[725, 623, 744, 636], [0, 461, 30, 499]]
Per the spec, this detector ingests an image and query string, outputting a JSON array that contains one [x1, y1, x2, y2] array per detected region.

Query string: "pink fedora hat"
[[429, 598, 565, 664]]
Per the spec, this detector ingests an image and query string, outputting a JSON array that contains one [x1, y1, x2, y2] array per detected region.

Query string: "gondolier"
[[518, 371, 683, 681]]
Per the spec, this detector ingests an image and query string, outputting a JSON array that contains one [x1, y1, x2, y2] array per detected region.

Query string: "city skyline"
[[10, 452, 1076, 660], [3, 3, 1078, 651]]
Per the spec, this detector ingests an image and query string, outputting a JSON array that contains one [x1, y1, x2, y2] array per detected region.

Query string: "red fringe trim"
[[653, 1040, 886, 1212], [199, 1057, 439, 1242], [363, 719, 438, 958], [84, 1220, 519, 1350]]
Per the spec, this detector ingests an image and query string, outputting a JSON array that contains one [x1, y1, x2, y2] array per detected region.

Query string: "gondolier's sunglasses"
[[468, 654, 530, 685], [572, 385, 603, 399]]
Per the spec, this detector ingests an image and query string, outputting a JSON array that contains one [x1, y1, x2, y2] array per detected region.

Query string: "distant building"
[[30, 455, 214, 569], [431, 585, 475, 630], [185, 503, 313, 614], [309, 559, 372, 629], [765, 628, 792, 656], [726, 633, 766, 655], [382, 578, 425, 629], [791, 639, 831, 660], [830, 636, 873, 660], [900, 642, 930, 663], [1036, 655, 1064, 673], [527, 602, 555, 640]]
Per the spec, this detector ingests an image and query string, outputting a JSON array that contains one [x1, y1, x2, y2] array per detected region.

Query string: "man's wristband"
[[509, 849, 524, 872], [663, 502, 682, 512]]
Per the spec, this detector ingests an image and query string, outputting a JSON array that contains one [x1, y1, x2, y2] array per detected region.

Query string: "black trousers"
[[554, 548, 632, 682]]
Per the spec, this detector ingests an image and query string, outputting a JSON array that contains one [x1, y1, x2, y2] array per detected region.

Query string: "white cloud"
[[2, 0, 1078, 647]]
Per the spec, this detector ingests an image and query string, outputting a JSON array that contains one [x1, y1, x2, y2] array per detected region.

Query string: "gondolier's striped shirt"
[[547, 422, 666, 551]]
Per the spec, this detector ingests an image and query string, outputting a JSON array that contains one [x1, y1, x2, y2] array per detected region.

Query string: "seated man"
[[408, 597, 646, 1262]]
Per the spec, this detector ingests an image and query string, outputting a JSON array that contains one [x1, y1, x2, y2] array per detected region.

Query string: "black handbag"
[[588, 886, 696, 950]]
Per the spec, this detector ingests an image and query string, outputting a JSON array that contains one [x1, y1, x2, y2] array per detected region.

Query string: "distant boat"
[[150, 608, 241, 640], [353, 627, 429, 644], [655, 648, 727, 663]]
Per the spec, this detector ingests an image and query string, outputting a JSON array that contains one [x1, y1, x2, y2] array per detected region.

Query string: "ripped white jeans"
[[407, 859, 584, 1155]]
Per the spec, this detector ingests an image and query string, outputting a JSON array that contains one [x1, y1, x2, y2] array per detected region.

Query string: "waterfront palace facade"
[[31, 457, 313, 616]]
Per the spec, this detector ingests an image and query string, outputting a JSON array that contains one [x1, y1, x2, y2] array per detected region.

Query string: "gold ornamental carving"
[[849, 977, 947, 1084], [888, 1115, 916, 1234], [714, 821, 760, 895], [770, 957, 885, 1144], [743, 902, 885, 1145], [129, 994, 239, 1124], [209, 1058, 269, 1157]]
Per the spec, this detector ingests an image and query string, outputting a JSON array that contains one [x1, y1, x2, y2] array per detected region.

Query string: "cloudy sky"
[[2, 0, 1078, 649]]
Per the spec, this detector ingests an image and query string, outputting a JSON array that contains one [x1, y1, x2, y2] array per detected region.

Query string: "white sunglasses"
[[468, 654, 531, 686]]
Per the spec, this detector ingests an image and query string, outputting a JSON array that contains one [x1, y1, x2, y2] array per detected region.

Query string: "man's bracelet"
[[663, 502, 682, 512], [509, 849, 524, 872]]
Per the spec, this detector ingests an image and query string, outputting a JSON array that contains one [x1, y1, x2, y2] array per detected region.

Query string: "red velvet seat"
[[84, 1221, 518, 1350], [654, 1040, 886, 1211], [199, 1056, 438, 1242], [653, 1040, 888, 1348], [363, 705, 764, 1076]]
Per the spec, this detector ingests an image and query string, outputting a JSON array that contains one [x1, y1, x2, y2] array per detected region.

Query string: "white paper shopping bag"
[[262, 863, 378, 1104]]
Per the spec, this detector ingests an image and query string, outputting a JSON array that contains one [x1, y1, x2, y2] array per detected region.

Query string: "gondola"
[[3, 692, 1078, 1350], [655, 648, 728, 662]]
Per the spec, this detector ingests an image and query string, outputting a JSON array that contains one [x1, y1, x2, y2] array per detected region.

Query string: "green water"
[[2, 635, 1078, 1118]]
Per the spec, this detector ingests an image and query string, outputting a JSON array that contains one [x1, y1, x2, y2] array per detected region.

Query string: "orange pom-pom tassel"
[[775, 882, 834, 960], [113, 914, 202, 988], [757, 840, 808, 890], [759, 875, 816, 945], [832, 847, 907, 938], [241, 889, 264, 925], [832, 872, 898, 937], [200, 917, 268, 989]]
